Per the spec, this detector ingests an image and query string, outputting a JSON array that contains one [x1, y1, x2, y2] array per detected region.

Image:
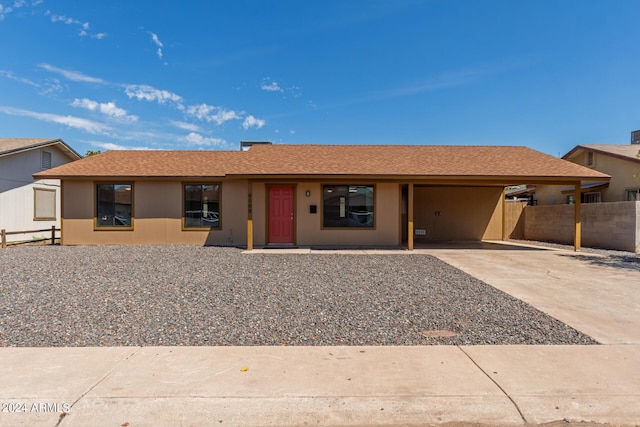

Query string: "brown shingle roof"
[[0, 138, 81, 159], [241, 144, 609, 179], [34, 144, 610, 182], [34, 150, 247, 178]]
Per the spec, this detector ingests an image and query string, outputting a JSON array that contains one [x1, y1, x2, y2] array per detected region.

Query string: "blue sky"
[[1, 0, 639, 156]]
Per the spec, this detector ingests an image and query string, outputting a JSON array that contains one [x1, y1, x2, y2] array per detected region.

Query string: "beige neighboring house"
[[34, 143, 609, 250], [0, 138, 82, 243], [536, 138, 640, 205]]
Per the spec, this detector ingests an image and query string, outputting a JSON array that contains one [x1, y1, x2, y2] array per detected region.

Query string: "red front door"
[[268, 186, 294, 244]]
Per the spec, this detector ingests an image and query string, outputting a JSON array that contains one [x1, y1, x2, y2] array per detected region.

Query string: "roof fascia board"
[[0, 139, 82, 160], [33, 174, 230, 180], [224, 174, 611, 185]]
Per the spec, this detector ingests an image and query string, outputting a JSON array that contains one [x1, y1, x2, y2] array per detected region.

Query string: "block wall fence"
[[521, 201, 640, 253]]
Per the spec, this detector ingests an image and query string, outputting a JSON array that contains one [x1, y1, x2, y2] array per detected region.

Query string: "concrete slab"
[[0, 347, 136, 427], [463, 345, 640, 425], [67, 396, 519, 426], [428, 249, 640, 344], [244, 248, 312, 254], [61, 346, 521, 426]]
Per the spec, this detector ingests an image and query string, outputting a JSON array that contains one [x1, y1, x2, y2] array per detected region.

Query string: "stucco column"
[[247, 180, 253, 251], [408, 183, 414, 251], [574, 181, 581, 251]]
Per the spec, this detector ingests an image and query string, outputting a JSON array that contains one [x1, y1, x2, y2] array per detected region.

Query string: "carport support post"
[[247, 181, 253, 251], [501, 187, 507, 240], [408, 183, 414, 251], [574, 181, 581, 251]]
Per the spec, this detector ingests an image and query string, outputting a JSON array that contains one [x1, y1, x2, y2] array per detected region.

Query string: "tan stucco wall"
[[250, 182, 401, 247], [537, 150, 640, 205], [61, 179, 503, 246], [61, 179, 247, 245], [413, 186, 503, 241]]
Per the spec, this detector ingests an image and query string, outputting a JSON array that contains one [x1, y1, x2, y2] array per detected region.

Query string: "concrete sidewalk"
[[2, 345, 639, 426], [2, 243, 640, 426]]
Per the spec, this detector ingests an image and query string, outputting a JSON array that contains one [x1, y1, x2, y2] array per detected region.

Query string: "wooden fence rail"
[[1, 225, 59, 249]]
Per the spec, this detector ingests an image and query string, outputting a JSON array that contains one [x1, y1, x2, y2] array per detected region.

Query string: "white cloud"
[[71, 98, 138, 121], [183, 132, 226, 147], [47, 11, 89, 34], [45, 10, 105, 38], [38, 63, 105, 84], [124, 84, 182, 105], [90, 141, 154, 151], [186, 103, 242, 125], [150, 32, 164, 59], [242, 115, 265, 129], [171, 121, 201, 132], [0, 106, 111, 134], [0, 0, 27, 19], [261, 79, 283, 92], [0, 69, 39, 87]]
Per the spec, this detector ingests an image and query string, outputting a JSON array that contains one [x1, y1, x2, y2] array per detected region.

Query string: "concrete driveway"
[[422, 241, 640, 345]]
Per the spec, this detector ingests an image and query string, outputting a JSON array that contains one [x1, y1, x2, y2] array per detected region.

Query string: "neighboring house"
[[34, 143, 609, 250], [0, 138, 82, 243], [536, 134, 640, 205]]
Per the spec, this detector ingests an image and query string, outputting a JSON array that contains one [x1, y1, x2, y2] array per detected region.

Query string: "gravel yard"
[[0, 246, 596, 347]]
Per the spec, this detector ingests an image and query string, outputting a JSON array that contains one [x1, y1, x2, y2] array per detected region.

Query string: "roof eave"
[[563, 145, 640, 164], [230, 173, 611, 184], [0, 138, 82, 160]]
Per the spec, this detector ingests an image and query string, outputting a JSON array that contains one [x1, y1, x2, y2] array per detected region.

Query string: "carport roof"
[[34, 144, 610, 183]]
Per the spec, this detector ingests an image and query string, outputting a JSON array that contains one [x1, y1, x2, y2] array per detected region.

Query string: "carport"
[[404, 176, 608, 252]]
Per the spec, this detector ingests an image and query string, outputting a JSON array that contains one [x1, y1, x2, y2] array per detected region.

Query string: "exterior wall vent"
[[631, 130, 640, 145], [41, 150, 52, 170]]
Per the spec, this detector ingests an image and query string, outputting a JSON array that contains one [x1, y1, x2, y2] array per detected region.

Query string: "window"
[[323, 185, 374, 228], [583, 192, 601, 203], [96, 184, 133, 228], [34, 188, 56, 220], [625, 188, 640, 201], [41, 151, 52, 170], [586, 152, 594, 167], [184, 184, 220, 228]]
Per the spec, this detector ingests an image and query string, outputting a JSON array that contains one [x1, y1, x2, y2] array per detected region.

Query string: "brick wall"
[[523, 201, 640, 253]]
